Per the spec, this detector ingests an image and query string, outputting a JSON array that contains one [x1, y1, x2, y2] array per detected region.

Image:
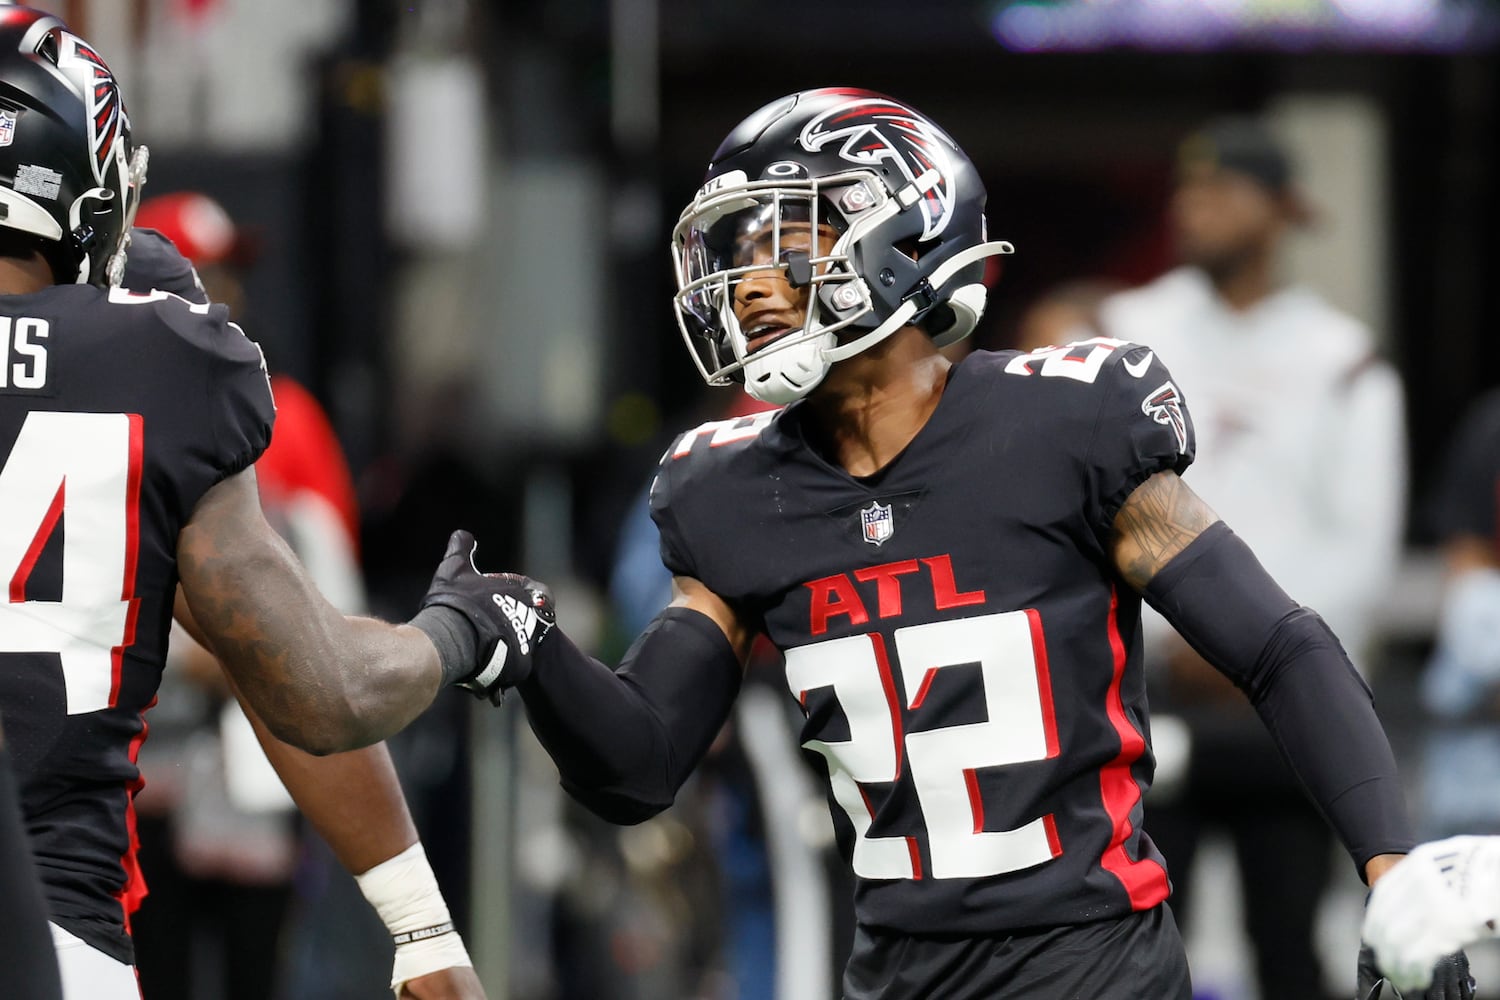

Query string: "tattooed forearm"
[[1110, 470, 1219, 590], [176, 468, 441, 754], [178, 480, 345, 743]]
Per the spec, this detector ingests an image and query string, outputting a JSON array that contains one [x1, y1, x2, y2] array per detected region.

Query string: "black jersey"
[[0, 281, 273, 962], [122, 228, 210, 305], [651, 340, 1195, 937]]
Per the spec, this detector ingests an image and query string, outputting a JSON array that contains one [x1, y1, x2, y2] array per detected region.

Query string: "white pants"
[[50, 923, 140, 1000]]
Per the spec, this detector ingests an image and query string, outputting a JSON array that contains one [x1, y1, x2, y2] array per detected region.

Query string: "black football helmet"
[[671, 87, 1013, 404], [0, 5, 147, 286]]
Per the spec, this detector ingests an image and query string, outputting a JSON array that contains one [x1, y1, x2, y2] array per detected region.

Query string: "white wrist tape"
[[354, 842, 473, 995]]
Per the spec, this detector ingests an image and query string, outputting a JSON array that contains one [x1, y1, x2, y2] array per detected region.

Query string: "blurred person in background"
[[442, 87, 1470, 999], [1361, 388, 1500, 992], [126, 191, 368, 1000], [1412, 387, 1500, 841], [1011, 278, 1125, 354], [0, 7, 517, 997], [1098, 116, 1408, 1000]]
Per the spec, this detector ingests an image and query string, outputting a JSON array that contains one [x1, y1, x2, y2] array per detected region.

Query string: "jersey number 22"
[[785, 609, 1061, 880]]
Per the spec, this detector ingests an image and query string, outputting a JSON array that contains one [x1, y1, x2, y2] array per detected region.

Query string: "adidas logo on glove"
[[494, 592, 540, 654]]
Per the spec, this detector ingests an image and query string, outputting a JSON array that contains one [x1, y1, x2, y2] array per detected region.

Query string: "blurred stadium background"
[[26, 1, 1500, 998]]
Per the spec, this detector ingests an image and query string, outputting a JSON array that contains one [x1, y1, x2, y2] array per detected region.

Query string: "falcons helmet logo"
[[797, 93, 959, 241], [56, 32, 125, 185], [1142, 381, 1189, 454]]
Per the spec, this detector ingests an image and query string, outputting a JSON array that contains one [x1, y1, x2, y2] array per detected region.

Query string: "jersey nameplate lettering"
[[0, 317, 54, 396]]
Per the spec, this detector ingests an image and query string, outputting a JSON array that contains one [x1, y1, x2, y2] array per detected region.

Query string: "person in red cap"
[[134, 192, 361, 547]]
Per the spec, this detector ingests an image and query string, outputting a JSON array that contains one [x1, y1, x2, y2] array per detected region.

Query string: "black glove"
[[412, 530, 555, 704], [1358, 942, 1476, 1000]]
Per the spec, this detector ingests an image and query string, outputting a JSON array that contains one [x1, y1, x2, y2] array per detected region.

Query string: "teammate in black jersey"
[[449, 88, 1476, 998], [0, 7, 539, 996]]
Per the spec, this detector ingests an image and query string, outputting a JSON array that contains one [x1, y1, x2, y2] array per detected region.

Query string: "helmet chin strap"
[[742, 330, 836, 404], [822, 240, 1014, 363], [738, 239, 1014, 405]]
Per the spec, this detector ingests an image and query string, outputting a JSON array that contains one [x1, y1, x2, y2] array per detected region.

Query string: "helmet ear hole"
[[894, 236, 923, 262]]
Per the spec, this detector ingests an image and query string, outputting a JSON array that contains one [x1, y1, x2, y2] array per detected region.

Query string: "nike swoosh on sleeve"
[[1122, 351, 1154, 378]]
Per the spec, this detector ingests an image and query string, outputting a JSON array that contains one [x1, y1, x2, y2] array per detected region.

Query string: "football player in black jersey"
[[0, 7, 543, 996], [450, 88, 1476, 998]]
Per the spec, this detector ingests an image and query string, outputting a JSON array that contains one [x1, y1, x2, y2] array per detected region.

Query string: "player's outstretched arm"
[[228, 684, 486, 999], [177, 470, 514, 755], [515, 574, 755, 825], [1111, 473, 1485, 996], [1109, 470, 1413, 881]]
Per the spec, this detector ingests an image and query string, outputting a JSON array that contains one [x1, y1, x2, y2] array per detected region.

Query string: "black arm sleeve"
[[0, 746, 63, 999], [1143, 521, 1416, 876], [517, 606, 744, 825]]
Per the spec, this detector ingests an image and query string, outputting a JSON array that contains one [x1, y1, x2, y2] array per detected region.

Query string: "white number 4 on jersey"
[[0, 411, 140, 714]]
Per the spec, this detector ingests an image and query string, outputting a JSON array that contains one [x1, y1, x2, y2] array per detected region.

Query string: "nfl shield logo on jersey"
[[860, 501, 894, 546], [0, 110, 15, 147]]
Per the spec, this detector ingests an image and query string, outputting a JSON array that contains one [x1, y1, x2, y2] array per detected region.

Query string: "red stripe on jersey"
[[869, 633, 904, 780], [963, 767, 984, 834], [10, 481, 64, 601], [122, 415, 142, 592], [909, 666, 938, 710], [1025, 608, 1061, 758], [1044, 813, 1062, 857], [116, 706, 152, 926], [906, 836, 923, 880], [110, 416, 144, 705], [1097, 585, 1169, 909], [110, 601, 140, 708]]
